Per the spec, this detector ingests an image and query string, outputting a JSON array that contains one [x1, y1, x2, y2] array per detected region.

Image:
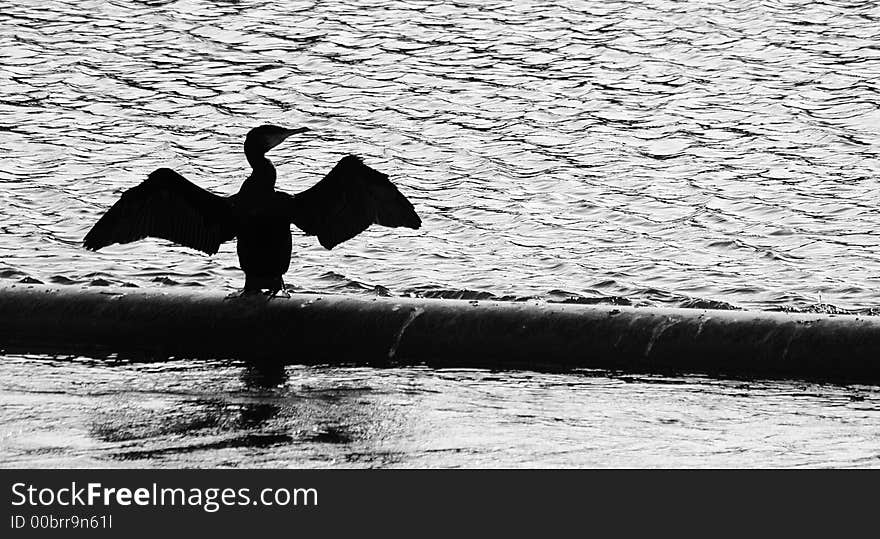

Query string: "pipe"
[[1, 284, 879, 382]]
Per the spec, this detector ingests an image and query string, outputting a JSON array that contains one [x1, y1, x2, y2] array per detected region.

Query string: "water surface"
[[1, 0, 880, 311], [2, 356, 878, 468]]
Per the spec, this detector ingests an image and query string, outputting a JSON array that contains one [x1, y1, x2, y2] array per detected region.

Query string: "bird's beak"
[[265, 127, 310, 152], [283, 127, 310, 138]]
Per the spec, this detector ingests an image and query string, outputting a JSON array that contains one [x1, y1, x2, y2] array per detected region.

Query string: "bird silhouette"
[[83, 125, 421, 295]]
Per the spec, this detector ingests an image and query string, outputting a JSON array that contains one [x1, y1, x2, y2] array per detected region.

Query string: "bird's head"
[[244, 124, 309, 156]]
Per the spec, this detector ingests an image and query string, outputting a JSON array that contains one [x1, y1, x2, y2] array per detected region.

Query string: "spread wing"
[[284, 155, 421, 249], [83, 168, 237, 255]]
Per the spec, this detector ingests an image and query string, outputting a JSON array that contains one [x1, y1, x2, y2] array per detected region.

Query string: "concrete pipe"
[[0, 284, 878, 383]]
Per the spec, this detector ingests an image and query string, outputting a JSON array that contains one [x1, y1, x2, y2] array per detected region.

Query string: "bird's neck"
[[242, 152, 276, 193]]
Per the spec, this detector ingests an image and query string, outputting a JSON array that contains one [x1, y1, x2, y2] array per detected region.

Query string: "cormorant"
[[83, 125, 421, 295]]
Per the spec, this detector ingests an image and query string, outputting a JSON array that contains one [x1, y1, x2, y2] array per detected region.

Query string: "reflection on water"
[[69, 356, 411, 467], [1, 1, 880, 312], [1, 354, 878, 468]]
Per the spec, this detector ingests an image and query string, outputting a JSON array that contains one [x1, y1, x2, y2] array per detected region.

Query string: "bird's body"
[[83, 125, 421, 294], [235, 197, 293, 292]]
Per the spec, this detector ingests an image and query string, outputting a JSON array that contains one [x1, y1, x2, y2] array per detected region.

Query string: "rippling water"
[[2, 356, 879, 468], [3, 1, 880, 467], [1, 0, 879, 310]]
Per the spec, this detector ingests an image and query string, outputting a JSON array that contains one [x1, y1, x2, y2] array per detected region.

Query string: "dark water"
[[2, 1, 880, 467], [2, 356, 879, 468]]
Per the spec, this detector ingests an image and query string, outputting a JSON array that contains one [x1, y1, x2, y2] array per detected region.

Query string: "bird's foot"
[[266, 287, 291, 300]]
